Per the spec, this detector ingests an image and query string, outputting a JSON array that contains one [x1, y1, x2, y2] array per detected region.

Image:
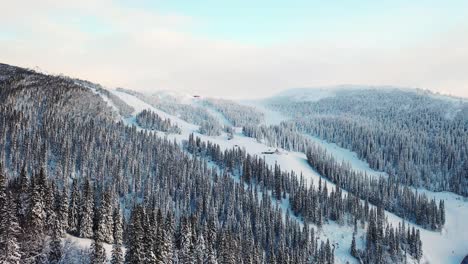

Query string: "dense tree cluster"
[[187, 135, 425, 263], [135, 109, 181, 134], [269, 89, 468, 196], [352, 206, 423, 264], [243, 123, 311, 152], [306, 147, 445, 230], [0, 64, 335, 263], [203, 98, 264, 127], [243, 121, 445, 230]]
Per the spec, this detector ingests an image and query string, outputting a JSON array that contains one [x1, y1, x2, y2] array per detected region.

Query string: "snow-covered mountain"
[[265, 85, 465, 104], [0, 63, 467, 264]]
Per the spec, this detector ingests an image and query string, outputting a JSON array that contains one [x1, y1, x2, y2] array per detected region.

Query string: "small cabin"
[[262, 148, 281, 155], [193, 95, 201, 98]]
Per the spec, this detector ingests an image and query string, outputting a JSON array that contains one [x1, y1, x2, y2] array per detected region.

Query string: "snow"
[[407, 191, 468, 264], [304, 134, 387, 179], [64, 234, 117, 259], [193, 100, 234, 127], [111, 89, 199, 133], [107, 88, 468, 264], [152, 89, 195, 105], [238, 99, 288, 125]]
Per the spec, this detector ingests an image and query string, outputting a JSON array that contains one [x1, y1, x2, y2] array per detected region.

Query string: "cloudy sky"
[[2, 0, 468, 98]]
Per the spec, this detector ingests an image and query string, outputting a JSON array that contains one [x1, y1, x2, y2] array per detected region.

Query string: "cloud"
[[1, 1, 468, 99]]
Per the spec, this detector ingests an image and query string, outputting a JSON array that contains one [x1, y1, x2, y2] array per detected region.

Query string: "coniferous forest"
[[0, 63, 465, 263], [0, 64, 335, 263]]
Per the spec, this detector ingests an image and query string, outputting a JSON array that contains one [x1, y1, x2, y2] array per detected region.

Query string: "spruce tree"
[[48, 216, 63, 264], [79, 178, 94, 238], [68, 179, 79, 235], [125, 205, 145, 264], [97, 190, 114, 244], [350, 233, 358, 258], [111, 206, 124, 264], [23, 168, 48, 263], [90, 240, 107, 264], [0, 191, 22, 264], [59, 186, 69, 235]]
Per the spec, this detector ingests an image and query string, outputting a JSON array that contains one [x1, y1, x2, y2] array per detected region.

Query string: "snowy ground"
[[238, 99, 288, 125], [64, 234, 116, 260], [100, 88, 467, 264], [304, 134, 388, 179]]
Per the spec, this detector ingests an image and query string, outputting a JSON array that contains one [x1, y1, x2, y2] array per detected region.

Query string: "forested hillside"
[[0, 64, 335, 263], [268, 88, 468, 196]]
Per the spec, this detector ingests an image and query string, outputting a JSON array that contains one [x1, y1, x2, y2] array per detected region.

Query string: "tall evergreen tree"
[[79, 178, 94, 238], [0, 190, 22, 264], [111, 206, 124, 264], [48, 216, 63, 264], [68, 179, 79, 235], [125, 205, 145, 264]]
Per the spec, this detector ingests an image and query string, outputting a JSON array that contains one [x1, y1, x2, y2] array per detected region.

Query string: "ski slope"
[[103, 88, 467, 264]]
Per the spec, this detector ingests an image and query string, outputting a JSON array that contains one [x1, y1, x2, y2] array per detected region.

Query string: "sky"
[[1, 0, 468, 99]]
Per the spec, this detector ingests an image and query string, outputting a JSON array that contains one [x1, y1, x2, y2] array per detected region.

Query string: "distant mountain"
[[267, 85, 466, 104]]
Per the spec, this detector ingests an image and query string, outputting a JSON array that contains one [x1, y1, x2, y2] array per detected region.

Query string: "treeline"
[[135, 109, 181, 134], [186, 134, 423, 263], [243, 123, 310, 152], [269, 89, 468, 196], [352, 206, 423, 263], [202, 98, 264, 127], [306, 147, 445, 231], [74, 80, 135, 118]]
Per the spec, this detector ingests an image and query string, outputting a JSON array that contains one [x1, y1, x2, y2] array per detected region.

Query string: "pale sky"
[[1, 0, 468, 98]]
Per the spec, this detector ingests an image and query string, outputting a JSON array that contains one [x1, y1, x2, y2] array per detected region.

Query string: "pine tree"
[[23, 168, 48, 263], [15, 165, 29, 228], [178, 217, 194, 264], [28, 168, 47, 233], [79, 178, 94, 238], [439, 200, 445, 226], [125, 205, 145, 264], [97, 190, 114, 244], [205, 245, 218, 264], [90, 240, 107, 264], [111, 206, 124, 264], [68, 179, 79, 235], [415, 230, 423, 263], [48, 216, 63, 264], [153, 209, 164, 263], [350, 233, 358, 258], [0, 190, 22, 264], [143, 210, 157, 264], [58, 186, 69, 235], [162, 211, 175, 264], [194, 233, 206, 264]]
